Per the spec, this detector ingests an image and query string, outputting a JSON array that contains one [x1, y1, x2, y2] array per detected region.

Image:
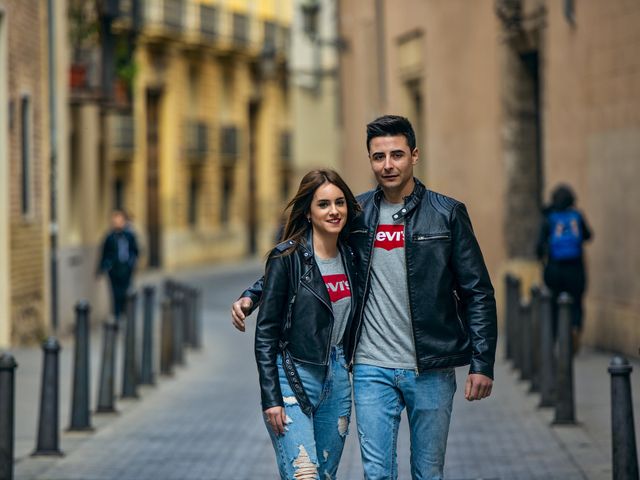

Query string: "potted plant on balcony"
[[68, 0, 98, 90], [114, 37, 138, 105]]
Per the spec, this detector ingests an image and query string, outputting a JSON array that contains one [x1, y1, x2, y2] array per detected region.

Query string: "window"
[[220, 166, 234, 225], [114, 178, 124, 210], [188, 175, 199, 227], [20, 95, 32, 216]]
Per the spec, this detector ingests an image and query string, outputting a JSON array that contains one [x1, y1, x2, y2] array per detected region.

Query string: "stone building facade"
[[337, 0, 640, 357], [0, 0, 50, 346]]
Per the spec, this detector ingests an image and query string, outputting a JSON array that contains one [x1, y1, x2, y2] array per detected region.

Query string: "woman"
[[255, 169, 360, 479], [536, 184, 592, 352]]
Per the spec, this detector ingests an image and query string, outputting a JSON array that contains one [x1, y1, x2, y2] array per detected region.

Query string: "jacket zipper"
[[414, 234, 450, 241], [453, 289, 466, 334], [404, 220, 420, 376], [284, 293, 296, 330], [348, 200, 379, 369]]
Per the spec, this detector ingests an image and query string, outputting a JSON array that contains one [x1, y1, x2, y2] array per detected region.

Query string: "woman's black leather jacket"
[[254, 230, 359, 411]]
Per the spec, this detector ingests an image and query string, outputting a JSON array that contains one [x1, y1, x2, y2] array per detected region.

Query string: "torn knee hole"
[[337, 416, 349, 437], [292, 445, 318, 480]]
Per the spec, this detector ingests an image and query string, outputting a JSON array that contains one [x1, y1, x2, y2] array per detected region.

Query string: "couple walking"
[[231, 115, 498, 480]]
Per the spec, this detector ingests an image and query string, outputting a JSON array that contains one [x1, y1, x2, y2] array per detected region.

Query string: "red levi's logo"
[[323, 274, 351, 303], [374, 224, 405, 251]]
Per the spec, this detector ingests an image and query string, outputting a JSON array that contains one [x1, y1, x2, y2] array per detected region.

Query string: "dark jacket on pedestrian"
[[98, 228, 139, 280], [244, 178, 497, 379]]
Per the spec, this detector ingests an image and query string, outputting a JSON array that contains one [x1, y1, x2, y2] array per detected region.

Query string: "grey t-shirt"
[[315, 252, 352, 347], [355, 199, 416, 369]]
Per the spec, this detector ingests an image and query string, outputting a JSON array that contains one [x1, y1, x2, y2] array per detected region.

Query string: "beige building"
[[0, 0, 56, 346], [55, 0, 294, 335], [337, 0, 640, 357], [288, 0, 342, 189]]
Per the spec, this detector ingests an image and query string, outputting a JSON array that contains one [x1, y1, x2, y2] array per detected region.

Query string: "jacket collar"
[[299, 226, 351, 263], [373, 177, 426, 221]]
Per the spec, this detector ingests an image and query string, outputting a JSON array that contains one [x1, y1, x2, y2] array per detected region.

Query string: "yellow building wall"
[[132, 0, 292, 269]]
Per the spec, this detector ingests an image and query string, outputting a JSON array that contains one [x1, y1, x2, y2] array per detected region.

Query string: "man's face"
[[368, 135, 418, 196], [111, 213, 126, 231]]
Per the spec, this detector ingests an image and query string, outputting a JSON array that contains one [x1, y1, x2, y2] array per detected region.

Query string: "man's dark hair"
[[366, 115, 416, 153]]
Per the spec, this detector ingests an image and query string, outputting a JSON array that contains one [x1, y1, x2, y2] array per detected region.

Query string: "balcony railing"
[[163, 0, 185, 32], [199, 4, 218, 39], [232, 13, 249, 47]]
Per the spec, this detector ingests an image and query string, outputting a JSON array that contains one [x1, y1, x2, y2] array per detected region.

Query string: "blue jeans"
[[353, 364, 457, 480], [265, 346, 352, 480]]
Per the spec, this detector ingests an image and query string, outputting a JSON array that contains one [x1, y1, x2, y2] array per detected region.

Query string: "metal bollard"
[[193, 288, 203, 350], [0, 353, 18, 480], [519, 301, 533, 382], [511, 277, 522, 372], [164, 278, 175, 300], [529, 286, 541, 393], [553, 292, 576, 424], [538, 287, 556, 408], [96, 321, 119, 413], [68, 301, 93, 431], [504, 274, 514, 361], [140, 286, 155, 385], [121, 291, 139, 399], [160, 298, 174, 376], [609, 356, 639, 480], [32, 337, 64, 456], [182, 287, 192, 348], [172, 291, 185, 366]]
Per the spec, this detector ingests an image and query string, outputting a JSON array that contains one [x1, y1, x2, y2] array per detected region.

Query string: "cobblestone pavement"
[[11, 262, 639, 479]]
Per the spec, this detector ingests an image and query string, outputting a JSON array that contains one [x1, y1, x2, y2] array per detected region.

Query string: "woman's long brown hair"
[[278, 169, 360, 249]]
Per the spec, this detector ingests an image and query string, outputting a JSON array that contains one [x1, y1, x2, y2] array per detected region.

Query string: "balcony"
[[107, 112, 135, 161], [199, 4, 218, 40], [232, 13, 249, 48], [184, 120, 209, 162], [143, 0, 185, 38]]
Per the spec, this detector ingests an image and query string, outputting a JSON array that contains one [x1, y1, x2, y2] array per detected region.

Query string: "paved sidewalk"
[[7, 262, 640, 479]]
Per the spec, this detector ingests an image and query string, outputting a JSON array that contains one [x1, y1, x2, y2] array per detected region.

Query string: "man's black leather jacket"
[[243, 178, 497, 380], [254, 233, 358, 410]]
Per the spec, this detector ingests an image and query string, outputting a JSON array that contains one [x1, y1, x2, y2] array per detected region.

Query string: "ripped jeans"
[[264, 345, 352, 480]]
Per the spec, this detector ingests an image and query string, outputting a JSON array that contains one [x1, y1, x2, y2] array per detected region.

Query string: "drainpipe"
[[47, 0, 59, 334]]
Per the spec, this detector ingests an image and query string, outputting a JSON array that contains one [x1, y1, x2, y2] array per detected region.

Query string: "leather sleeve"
[[254, 253, 289, 410], [240, 276, 265, 314], [450, 203, 498, 379]]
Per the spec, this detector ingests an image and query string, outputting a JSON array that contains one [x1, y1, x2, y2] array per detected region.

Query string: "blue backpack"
[[548, 210, 583, 260]]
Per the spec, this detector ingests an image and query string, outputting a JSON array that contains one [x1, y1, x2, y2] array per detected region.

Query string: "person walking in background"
[[537, 184, 593, 353], [254, 170, 361, 479], [98, 209, 139, 322], [233, 115, 497, 480]]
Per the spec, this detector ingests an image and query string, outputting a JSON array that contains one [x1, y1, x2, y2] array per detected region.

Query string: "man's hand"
[[231, 297, 253, 332], [464, 373, 493, 401], [264, 406, 287, 436]]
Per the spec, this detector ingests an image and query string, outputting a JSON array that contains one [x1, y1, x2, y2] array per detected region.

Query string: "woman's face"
[[308, 182, 348, 237]]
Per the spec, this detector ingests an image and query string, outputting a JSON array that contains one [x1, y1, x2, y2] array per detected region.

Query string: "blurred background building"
[[337, 0, 640, 357], [0, 0, 638, 359]]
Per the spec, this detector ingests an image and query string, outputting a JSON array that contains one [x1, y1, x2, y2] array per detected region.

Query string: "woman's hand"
[[264, 406, 287, 436]]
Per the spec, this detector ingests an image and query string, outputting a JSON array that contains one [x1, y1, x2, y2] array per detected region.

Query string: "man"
[[98, 210, 139, 322], [232, 115, 497, 479]]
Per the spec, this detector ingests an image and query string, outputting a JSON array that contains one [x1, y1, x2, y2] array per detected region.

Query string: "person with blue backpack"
[[536, 184, 592, 353]]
